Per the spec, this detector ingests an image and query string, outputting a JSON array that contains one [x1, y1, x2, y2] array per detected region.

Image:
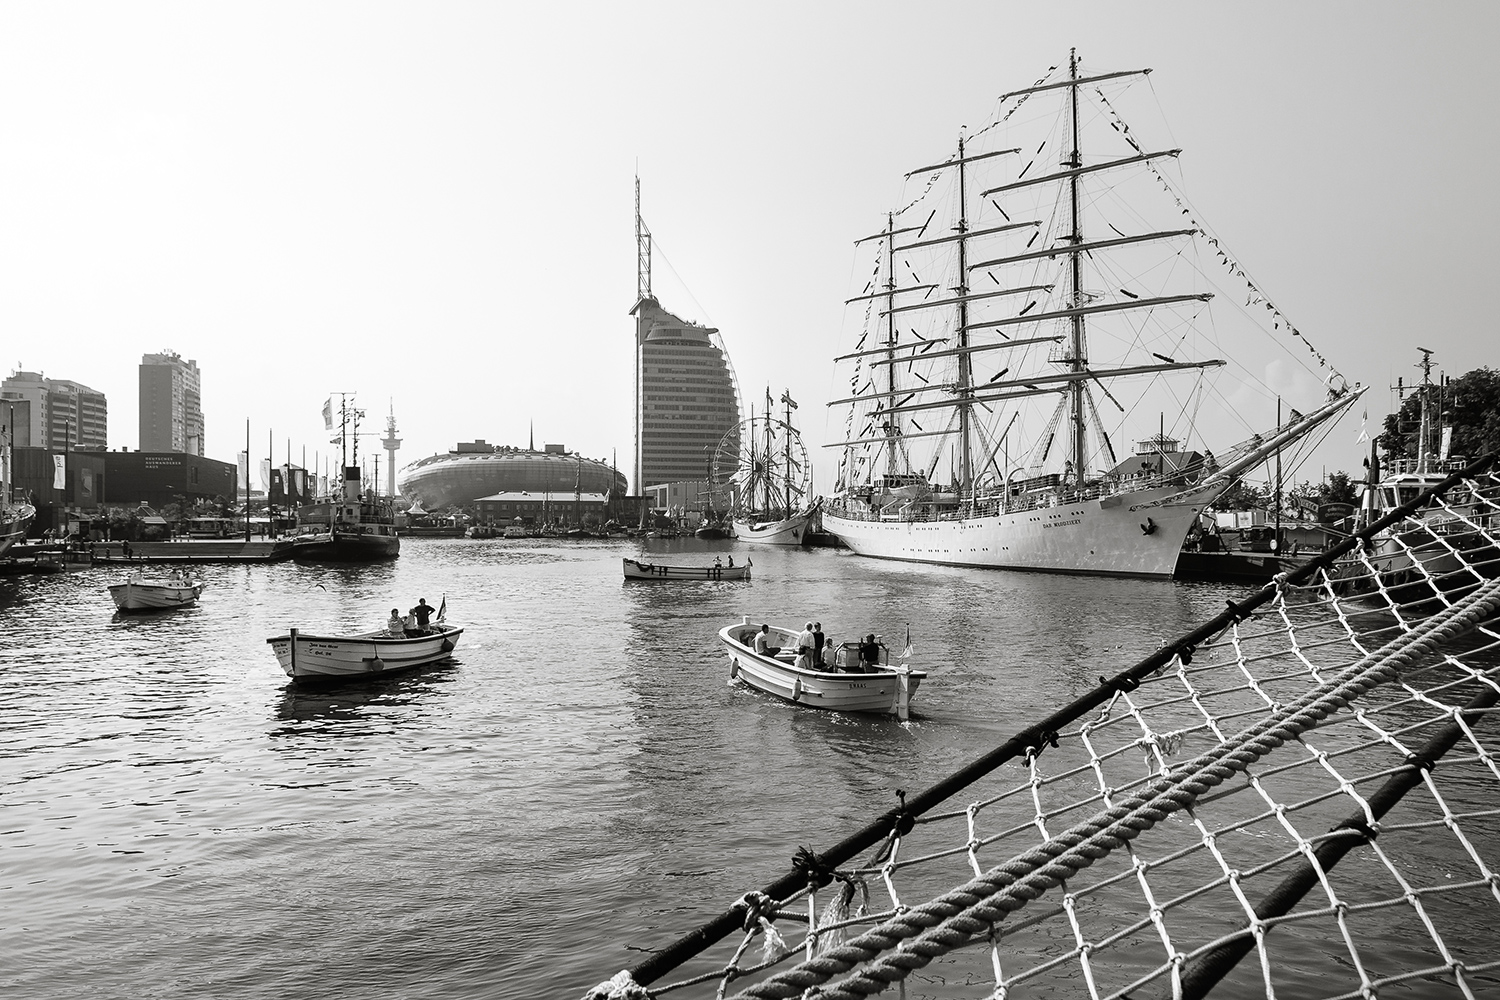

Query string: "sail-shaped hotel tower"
[[631, 180, 740, 492]]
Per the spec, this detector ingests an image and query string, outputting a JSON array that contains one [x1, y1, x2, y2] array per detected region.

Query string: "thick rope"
[[728, 576, 1500, 1000]]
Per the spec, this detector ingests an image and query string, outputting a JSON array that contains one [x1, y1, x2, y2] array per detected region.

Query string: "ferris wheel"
[[712, 412, 811, 517]]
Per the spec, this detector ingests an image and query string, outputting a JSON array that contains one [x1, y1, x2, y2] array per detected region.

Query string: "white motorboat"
[[265, 623, 463, 681], [623, 557, 749, 581], [109, 569, 205, 612], [718, 617, 925, 720]]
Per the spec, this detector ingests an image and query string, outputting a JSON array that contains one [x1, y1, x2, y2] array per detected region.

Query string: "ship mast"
[[781, 389, 795, 515], [1066, 48, 1088, 487], [883, 212, 900, 481], [955, 134, 974, 495], [1415, 347, 1435, 473]]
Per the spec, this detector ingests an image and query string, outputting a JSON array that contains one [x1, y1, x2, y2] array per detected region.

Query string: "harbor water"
[[1, 539, 1304, 997]]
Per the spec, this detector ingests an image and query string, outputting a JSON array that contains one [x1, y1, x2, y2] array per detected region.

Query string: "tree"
[[1317, 471, 1358, 507], [1380, 366, 1500, 461]]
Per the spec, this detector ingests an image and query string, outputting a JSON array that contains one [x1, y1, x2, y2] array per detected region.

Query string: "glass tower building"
[[631, 295, 740, 491]]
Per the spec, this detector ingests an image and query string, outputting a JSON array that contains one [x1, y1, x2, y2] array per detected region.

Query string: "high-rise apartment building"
[[139, 352, 204, 455], [0, 369, 108, 450], [631, 295, 740, 490]]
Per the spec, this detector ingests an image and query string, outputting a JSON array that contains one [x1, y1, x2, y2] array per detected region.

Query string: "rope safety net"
[[587, 457, 1500, 1000]]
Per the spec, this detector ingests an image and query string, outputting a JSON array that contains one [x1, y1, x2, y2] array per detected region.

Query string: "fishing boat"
[[714, 387, 815, 546], [291, 396, 400, 561], [718, 617, 924, 720], [822, 51, 1361, 578], [623, 557, 749, 581], [109, 568, 205, 612], [0, 420, 35, 557], [266, 622, 463, 681]]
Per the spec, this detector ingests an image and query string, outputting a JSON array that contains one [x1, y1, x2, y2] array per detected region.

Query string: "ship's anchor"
[[1140, 517, 1157, 535]]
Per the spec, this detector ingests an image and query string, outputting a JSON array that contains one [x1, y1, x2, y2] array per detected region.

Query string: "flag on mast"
[[322, 398, 334, 433], [901, 625, 913, 662], [436, 594, 447, 623]]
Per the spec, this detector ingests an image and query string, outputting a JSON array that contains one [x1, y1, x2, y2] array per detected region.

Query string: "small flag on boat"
[[901, 626, 913, 662], [436, 595, 446, 623]]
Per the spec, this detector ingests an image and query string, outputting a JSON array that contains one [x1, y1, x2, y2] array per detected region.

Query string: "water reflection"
[[271, 665, 458, 731]]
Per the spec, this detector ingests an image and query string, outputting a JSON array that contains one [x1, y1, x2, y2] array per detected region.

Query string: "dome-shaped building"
[[398, 441, 627, 511]]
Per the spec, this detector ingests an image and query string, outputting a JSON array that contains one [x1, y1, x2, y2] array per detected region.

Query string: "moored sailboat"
[[823, 51, 1361, 577], [0, 418, 35, 557], [716, 387, 815, 546]]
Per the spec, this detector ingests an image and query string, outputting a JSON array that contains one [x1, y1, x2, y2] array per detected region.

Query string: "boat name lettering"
[[1043, 518, 1082, 529]]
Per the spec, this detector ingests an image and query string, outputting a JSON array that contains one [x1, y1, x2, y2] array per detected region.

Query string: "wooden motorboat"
[[718, 617, 925, 719], [109, 568, 205, 612], [265, 623, 464, 681], [623, 557, 749, 581]]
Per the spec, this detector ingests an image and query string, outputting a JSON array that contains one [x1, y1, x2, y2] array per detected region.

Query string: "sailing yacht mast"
[[1065, 48, 1088, 487]]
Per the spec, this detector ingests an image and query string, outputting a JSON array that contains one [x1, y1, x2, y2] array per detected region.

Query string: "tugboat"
[[291, 395, 399, 561]]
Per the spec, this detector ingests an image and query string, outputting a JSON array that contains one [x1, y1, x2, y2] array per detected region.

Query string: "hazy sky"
[[2, 2, 1494, 492]]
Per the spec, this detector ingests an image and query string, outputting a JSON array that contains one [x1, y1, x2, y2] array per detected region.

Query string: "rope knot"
[[891, 788, 915, 837], [738, 890, 776, 932], [792, 846, 836, 890], [1176, 643, 1195, 666], [1101, 674, 1140, 693], [1333, 817, 1377, 842], [1025, 728, 1061, 759], [1225, 598, 1250, 622], [1406, 751, 1438, 773]]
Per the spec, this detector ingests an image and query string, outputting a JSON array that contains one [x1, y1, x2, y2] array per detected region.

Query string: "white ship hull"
[[266, 625, 463, 681], [109, 576, 204, 611], [733, 510, 811, 546], [0, 503, 35, 558], [824, 484, 1212, 578], [719, 620, 924, 719]]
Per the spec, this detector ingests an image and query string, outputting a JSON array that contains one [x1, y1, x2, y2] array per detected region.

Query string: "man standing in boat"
[[407, 597, 436, 636]]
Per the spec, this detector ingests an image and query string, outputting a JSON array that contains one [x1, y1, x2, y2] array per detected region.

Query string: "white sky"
[[1, 2, 1494, 493]]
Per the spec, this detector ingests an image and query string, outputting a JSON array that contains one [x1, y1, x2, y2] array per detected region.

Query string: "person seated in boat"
[[387, 608, 405, 636], [859, 634, 882, 672], [406, 597, 436, 636], [753, 624, 781, 658]]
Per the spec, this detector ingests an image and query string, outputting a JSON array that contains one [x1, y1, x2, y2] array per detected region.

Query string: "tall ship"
[[1, 418, 35, 556], [823, 51, 1361, 577], [292, 396, 400, 561], [714, 387, 814, 546]]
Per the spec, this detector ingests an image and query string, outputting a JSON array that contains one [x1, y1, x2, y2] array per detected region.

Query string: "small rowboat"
[[109, 569, 205, 612], [265, 624, 464, 681], [623, 557, 750, 581], [718, 617, 925, 720]]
